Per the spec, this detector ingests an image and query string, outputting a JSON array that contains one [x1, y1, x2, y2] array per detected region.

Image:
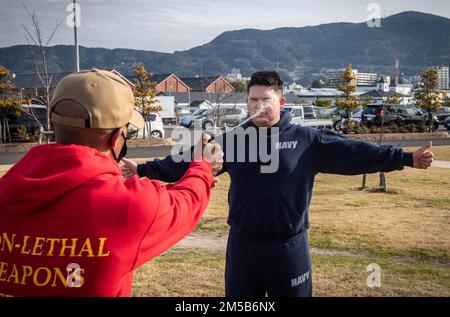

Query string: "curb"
[[345, 131, 448, 141], [0, 138, 175, 153], [0, 131, 448, 152]]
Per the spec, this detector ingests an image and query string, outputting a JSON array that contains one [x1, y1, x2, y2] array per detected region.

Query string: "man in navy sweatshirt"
[[121, 71, 433, 297]]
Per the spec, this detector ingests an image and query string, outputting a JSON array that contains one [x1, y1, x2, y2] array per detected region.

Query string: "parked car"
[[314, 106, 336, 119], [221, 106, 247, 127], [350, 110, 362, 123], [202, 106, 247, 129], [283, 105, 333, 129], [179, 108, 212, 128], [436, 107, 450, 124], [284, 105, 305, 120], [302, 105, 316, 119], [445, 117, 450, 131], [361, 104, 440, 131], [135, 112, 165, 138], [332, 108, 363, 131], [188, 106, 247, 130]]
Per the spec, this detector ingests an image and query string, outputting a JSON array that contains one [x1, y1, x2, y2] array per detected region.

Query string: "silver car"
[[445, 116, 450, 131], [192, 106, 247, 130]]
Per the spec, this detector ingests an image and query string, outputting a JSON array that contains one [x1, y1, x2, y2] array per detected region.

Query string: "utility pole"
[[73, 0, 80, 72]]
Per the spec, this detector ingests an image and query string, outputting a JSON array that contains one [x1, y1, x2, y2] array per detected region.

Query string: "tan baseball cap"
[[49, 69, 144, 129]]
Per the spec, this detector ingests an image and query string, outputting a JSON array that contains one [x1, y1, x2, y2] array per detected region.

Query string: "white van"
[[283, 105, 333, 129], [135, 112, 165, 138]]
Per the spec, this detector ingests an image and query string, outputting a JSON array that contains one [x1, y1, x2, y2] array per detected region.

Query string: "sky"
[[1, 0, 449, 53]]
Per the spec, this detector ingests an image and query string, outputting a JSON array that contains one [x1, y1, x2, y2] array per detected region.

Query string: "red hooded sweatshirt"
[[0, 144, 213, 297]]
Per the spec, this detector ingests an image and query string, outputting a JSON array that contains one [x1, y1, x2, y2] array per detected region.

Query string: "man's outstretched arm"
[[315, 129, 433, 175], [122, 133, 225, 182], [137, 154, 190, 182], [131, 143, 223, 268]]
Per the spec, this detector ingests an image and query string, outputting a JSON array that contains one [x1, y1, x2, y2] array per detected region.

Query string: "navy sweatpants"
[[225, 229, 312, 297]]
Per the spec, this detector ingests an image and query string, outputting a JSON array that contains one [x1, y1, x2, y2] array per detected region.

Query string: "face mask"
[[117, 132, 128, 161], [111, 130, 128, 163]]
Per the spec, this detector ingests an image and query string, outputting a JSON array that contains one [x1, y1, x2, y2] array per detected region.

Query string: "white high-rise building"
[[327, 69, 356, 87], [431, 66, 449, 90], [226, 68, 243, 81], [327, 69, 377, 87], [357, 72, 378, 86]]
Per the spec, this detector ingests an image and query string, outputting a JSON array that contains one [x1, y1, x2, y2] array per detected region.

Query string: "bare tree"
[[21, 4, 64, 142], [359, 114, 393, 192], [211, 82, 237, 134]]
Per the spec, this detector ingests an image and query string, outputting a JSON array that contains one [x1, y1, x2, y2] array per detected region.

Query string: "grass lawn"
[[132, 249, 449, 297], [1, 145, 449, 296], [133, 145, 450, 296]]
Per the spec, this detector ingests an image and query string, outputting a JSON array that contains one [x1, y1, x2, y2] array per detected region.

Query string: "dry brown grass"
[[132, 250, 225, 297], [1, 146, 449, 296], [309, 167, 450, 260], [131, 146, 449, 296], [312, 255, 450, 296], [132, 249, 450, 297], [0, 165, 13, 177], [193, 163, 450, 261]]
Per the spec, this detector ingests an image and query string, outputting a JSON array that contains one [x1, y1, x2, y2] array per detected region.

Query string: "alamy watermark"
[[366, 263, 381, 288], [66, 262, 83, 288], [366, 3, 382, 28], [170, 125, 281, 174], [66, 2, 81, 28]]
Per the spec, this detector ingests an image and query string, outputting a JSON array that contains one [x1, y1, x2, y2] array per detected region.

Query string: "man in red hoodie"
[[0, 69, 223, 297]]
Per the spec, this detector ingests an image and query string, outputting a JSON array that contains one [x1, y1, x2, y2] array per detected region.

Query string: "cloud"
[[0, 0, 449, 52]]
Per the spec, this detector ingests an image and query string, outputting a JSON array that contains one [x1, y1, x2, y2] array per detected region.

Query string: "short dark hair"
[[247, 71, 283, 95]]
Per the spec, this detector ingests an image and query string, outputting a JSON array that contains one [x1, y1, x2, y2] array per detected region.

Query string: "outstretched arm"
[[122, 133, 226, 182], [315, 129, 433, 175], [131, 159, 213, 269], [127, 144, 224, 268]]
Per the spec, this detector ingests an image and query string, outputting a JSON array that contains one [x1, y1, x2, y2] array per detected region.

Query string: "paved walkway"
[[433, 160, 450, 168], [2, 160, 450, 171], [174, 233, 449, 267]]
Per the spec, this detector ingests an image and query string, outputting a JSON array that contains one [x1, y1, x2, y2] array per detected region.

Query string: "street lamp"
[[73, 0, 80, 72]]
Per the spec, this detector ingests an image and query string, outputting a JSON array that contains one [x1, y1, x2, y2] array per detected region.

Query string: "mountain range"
[[1, 11, 449, 85]]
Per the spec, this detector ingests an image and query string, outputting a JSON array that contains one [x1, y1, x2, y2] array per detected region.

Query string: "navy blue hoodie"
[[138, 111, 413, 240]]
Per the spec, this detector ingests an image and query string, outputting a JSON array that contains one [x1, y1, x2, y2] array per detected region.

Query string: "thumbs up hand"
[[413, 141, 434, 169]]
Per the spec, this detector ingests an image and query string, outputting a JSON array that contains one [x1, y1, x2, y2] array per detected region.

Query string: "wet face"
[[247, 85, 285, 127]]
